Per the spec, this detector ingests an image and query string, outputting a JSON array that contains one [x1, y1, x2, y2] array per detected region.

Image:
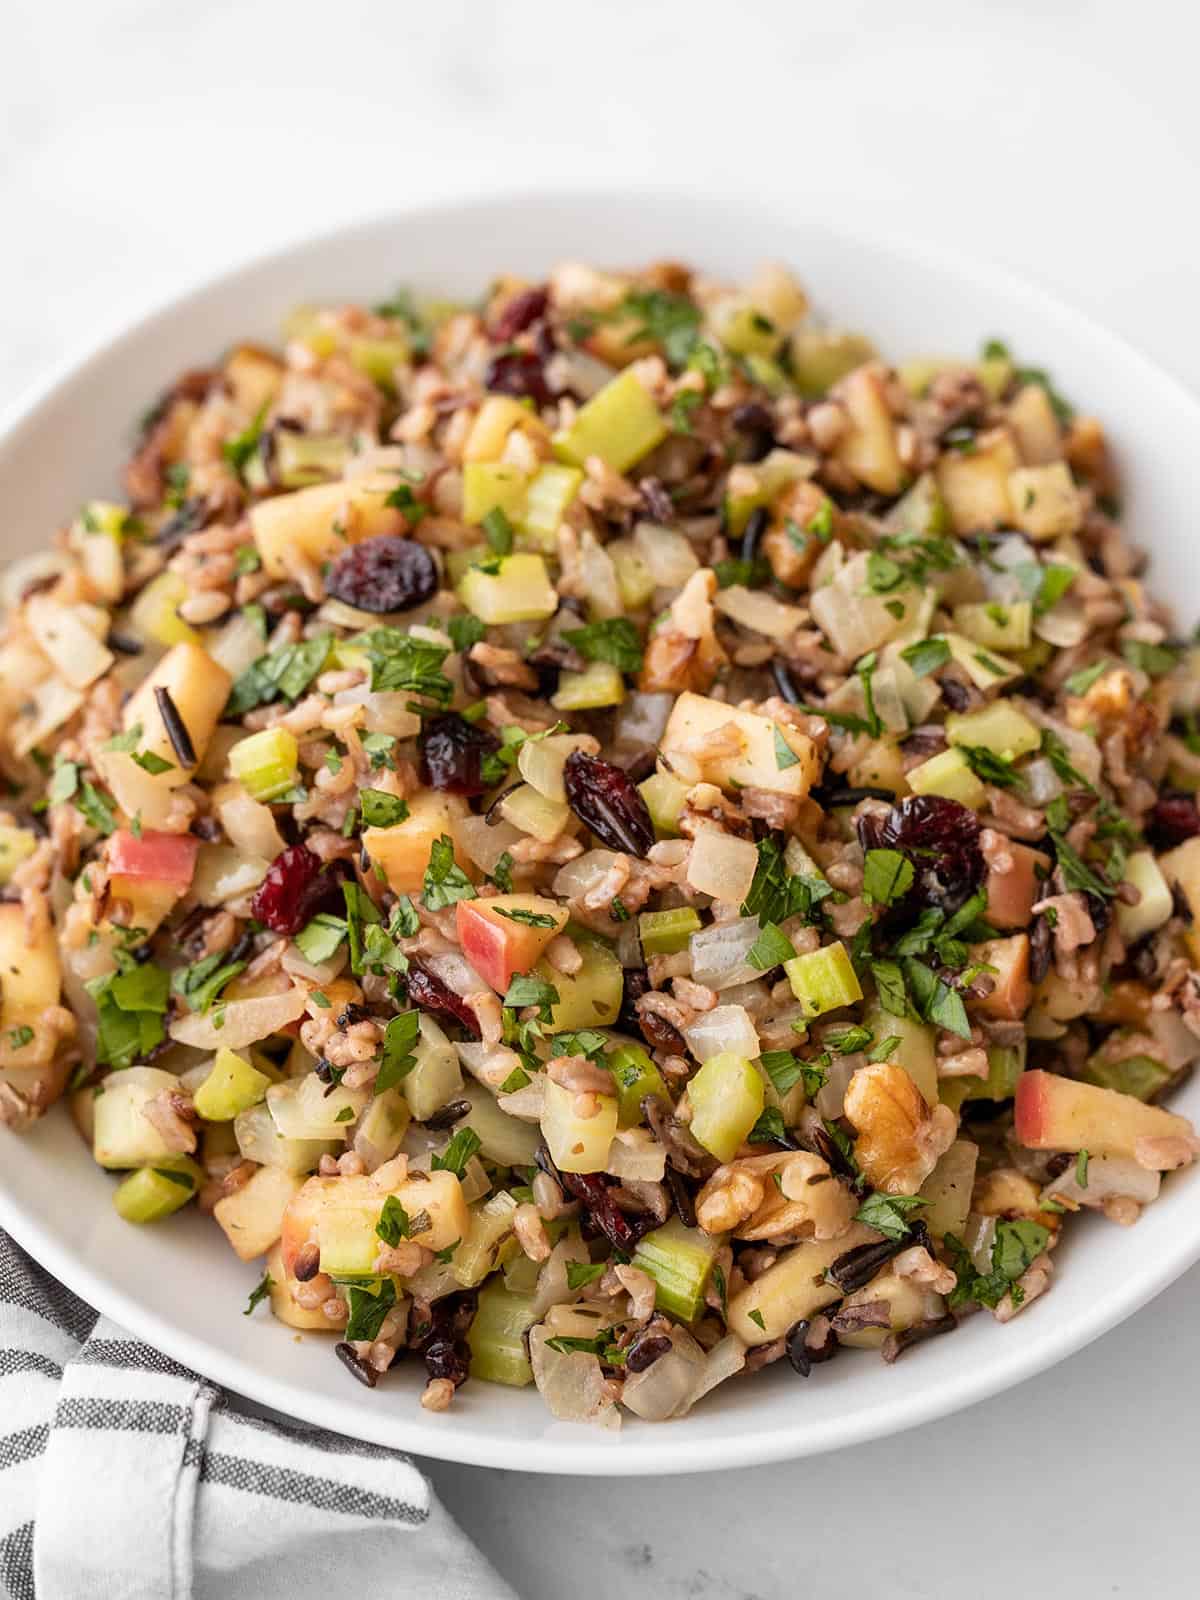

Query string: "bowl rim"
[[3, 182, 1200, 1476]]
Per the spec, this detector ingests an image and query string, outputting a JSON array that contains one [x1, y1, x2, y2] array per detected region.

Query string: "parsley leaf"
[[566, 1261, 607, 1291], [862, 849, 914, 907], [748, 1107, 790, 1145], [900, 637, 951, 678], [421, 835, 476, 911], [294, 913, 348, 966], [447, 614, 486, 654], [226, 635, 333, 717], [243, 1273, 274, 1316], [494, 906, 558, 928], [375, 1194, 412, 1246], [355, 628, 453, 705], [503, 973, 559, 1022], [561, 617, 643, 674], [221, 403, 268, 476], [854, 1192, 928, 1242], [741, 837, 833, 926], [359, 789, 410, 828], [344, 1278, 397, 1342], [747, 921, 796, 971], [76, 780, 117, 836], [171, 952, 246, 1014], [481, 506, 515, 556], [489, 852, 514, 893], [375, 1011, 421, 1092], [431, 1126, 483, 1178]]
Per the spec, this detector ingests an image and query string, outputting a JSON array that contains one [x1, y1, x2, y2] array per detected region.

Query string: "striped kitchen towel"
[[0, 1231, 516, 1600]]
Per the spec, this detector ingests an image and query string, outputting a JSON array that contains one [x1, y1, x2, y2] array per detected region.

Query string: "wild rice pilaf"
[[2, 257, 1198, 1424]]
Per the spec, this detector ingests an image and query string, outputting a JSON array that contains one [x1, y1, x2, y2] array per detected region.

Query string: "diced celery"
[[632, 1217, 723, 1322], [462, 461, 528, 527], [638, 906, 702, 956], [944, 701, 1041, 760], [457, 553, 558, 623], [128, 570, 199, 647], [454, 1192, 520, 1287], [272, 431, 352, 489], [443, 545, 488, 586], [502, 1249, 542, 1296], [467, 1278, 538, 1386], [540, 1075, 618, 1173], [724, 449, 812, 537], [193, 1048, 272, 1122], [945, 632, 1021, 691], [348, 334, 410, 389], [283, 305, 338, 358], [883, 471, 949, 538], [714, 300, 781, 358], [551, 661, 626, 711], [952, 601, 1033, 652], [639, 771, 689, 837], [229, 727, 300, 802], [940, 1040, 1026, 1111], [1082, 1053, 1174, 1102], [742, 353, 790, 396], [688, 1051, 764, 1162], [906, 747, 987, 810], [541, 941, 624, 1033], [403, 1014, 463, 1122], [0, 825, 36, 886], [498, 783, 571, 843], [783, 942, 863, 1021], [606, 1043, 668, 1128], [521, 463, 582, 550], [608, 539, 657, 609], [789, 327, 875, 398], [553, 369, 668, 474], [354, 1088, 411, 1164], [1116, 851, 1174, 943], [79, 500, 129, 539], [113, 1157, 205, 1224], [860, 1003, 937, 1105]]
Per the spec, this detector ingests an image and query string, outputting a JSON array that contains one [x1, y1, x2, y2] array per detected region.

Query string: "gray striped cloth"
[[0, 1231, 515, 1600]]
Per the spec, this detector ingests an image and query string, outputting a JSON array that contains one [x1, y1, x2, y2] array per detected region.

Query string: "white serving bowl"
[[2, 189, 1198, 1475]]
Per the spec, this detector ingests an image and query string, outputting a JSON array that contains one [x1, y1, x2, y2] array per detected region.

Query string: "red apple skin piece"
[[968, 934, 1031, 1020], [455, 895, 569, 994], [984, 842, 1050, 930], [1015, 1069, 1193, 1156], [107, 828, 199, 889]]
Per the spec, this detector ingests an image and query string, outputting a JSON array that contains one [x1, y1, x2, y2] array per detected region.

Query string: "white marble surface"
[[4, 1, 1199, 1593]]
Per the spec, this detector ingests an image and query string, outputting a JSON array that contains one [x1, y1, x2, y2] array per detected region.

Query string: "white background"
[[3, 2, 1197, 1594]]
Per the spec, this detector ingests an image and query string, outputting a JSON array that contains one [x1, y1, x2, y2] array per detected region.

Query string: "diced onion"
[[530, 1237, 595, 1321], [529, 1325, 620, 1428], [689, 917, 762, 989], [215, 789, 285, 861], [1021, 756, 1062, 806], [171, 985, 309, 1050], [686, 830, 759, 905], [1034, 597, 1088, 649], [606, 1127, 667, 1182], [683, 1004, 761, 1063], [331, 689, 422, 738], [552, 849, 623, 902], [456, 814, 524, 875], [25, 596, 114, 689], [190, 844, 270, 905], [713, 586, 806, 640], [633, 521, 700, 587], [424, 950, 489, 999]]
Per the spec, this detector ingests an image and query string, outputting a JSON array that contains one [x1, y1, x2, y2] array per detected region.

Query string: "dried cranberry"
[[857, 794, 984, 912], [419, 713, 501, 797], [251, 845, 343, 936], [1148, 794, 1200, 851], [558, 1169, 658, 1253], [483, 349, 552, 407], [563, 750, 655, 858], [413, 1290, 477, 1388], [492, 286, 549, 342], [405, 959, 482, 1039], [325, 534, 437, 614]]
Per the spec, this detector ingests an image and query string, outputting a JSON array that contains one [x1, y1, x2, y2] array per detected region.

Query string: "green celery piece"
[[632, 1217, 723, 1322], [606, 1043, 668, 1128], [113, 1158, 204, 1224], [466, 1279, 537, 1387], [553, 369, 668, 474], [1082, 1053, 1174, 1102], [637, 906, 702, 956]]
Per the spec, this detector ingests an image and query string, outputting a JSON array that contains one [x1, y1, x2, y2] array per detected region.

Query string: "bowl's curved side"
[[3, 188, 1200, 1475]]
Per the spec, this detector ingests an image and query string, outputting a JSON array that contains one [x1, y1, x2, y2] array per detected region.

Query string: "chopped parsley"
[[171, 951, 247, 1014], [566, 1261, 607, 1291], [489, 852, 515, 894], [747, 1107, 790, 1146], [946, 1220, 1050, 1309], [294, 913, 348, 966], [355, 628, 453, 705], [226, 635, 333, 717], [746, 921, 796, 971], [375, 1011, 421, 1093], [343, 1278, 397, 1342], [75, 780, 117, 836], [359, 789, 410, 829], [854, 1192, 928, 1242], [421, 835, 476, 911], [741, 836, 833, 926], [561, 617, 644, 674], [503, 973, 559, 1022], [447, 614, 486, 654], [494, 905, 558, 928], [87, 965, 169, 1070], [481, 506, 515, 556], [243, 1273, 274, 1316], [862, 848, 914, 907], [375, 1194, 413, 1246], [431, 1126, 483, 1178]]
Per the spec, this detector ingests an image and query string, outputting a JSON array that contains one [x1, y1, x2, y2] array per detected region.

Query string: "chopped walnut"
[[842, 1062, 956, 1195]]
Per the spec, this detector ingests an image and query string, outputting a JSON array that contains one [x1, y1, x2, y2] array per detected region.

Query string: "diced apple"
[[1116, 851, 1174, 944], [455, 894, 569, 994], [921, 1140, 979, 1240], [983, 840, 1050, 930], [967, 935, 1031, 1020], [1007, 383, 1063, 466], [539, 940, 623, 1033], [250, 479, 405, 578], [0, 903, 61, 1054], [402, 1015, 463, 1122], [936, 429, 1018, 532], [108, 829, 198, 890], [119, 642, 232, 783], [279, 1169, 468, 1276], [363, 790, 470, 896], [1015, 1068, 1193, 1156], [263, 1241, 342, 1332], [660, 691, 822, 797], [1008, 462, 1082, 541], [213, 1165, 304, 1262], [833, 367, 905, 495], [92, 1065, 185, 1168], [540, 1074, 618, 1173]]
